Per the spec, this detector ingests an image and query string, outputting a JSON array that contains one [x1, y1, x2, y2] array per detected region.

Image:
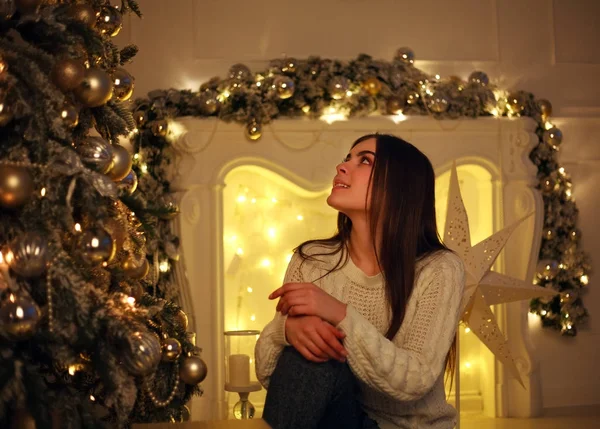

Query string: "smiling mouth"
[[333, 183, 350, 189]]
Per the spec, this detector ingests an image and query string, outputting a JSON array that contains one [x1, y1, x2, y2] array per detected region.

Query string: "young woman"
[[255, 134, 465, 429]]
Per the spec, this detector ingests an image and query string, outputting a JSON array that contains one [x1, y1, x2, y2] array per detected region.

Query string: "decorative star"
[[443, 163, 556, 386]]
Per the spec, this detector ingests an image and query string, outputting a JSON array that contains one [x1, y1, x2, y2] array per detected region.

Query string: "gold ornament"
[[228, 63, 252, 81], [175, 309, 188, 330], [75, 136, 114, 174], [386, 95, 406, 114], [73, 68, 113, 108], [122, 256, 149, 279], [111, 68, 134, 102], [97, 6, 123, 37], [273, 76, 295, 99], [66, 3, 96, 27], [537, 99, 552, 122], [543, 127, 563, 150], [60, 101, 79, 128], [77, 227, 116, 266], [507, 92, 525, 114], [102, 217, 127, 251], [51, 58, 85, 92], [8, 233, 49, 278], [197, 90, 219, 115], [162, 337, 182, 361], [394, 47, 415, 64], [15, 0, 41, 15], [0, 90, 14, 126], [151, 119, 168, 137], [0, 292, 40, 341], [181, 405, 191, 422], [179, 355, 208, 385], [117, 169, 138, 196], [245, 121, 262, 141], [536, 259, 559, 281], [0, 165, 33, 209], [541, 175, 559, 195], [328, 76, 349, 100], [107, 144, 132, 181], [427, 92, 449, 113], [280, 58, 297, 74], [362, 77, 382, 96], [133, 110, 147, 128]]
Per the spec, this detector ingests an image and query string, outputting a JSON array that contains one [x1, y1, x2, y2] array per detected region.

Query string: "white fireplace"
[[168, 115, 544, 421]]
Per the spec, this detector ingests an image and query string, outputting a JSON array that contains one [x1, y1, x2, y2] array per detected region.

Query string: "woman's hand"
[[269, 282, 347, 325], [285, 315, 348, 363]]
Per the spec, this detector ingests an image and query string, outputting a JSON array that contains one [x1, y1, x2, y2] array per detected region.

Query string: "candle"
[[229, 354, 250, 387]]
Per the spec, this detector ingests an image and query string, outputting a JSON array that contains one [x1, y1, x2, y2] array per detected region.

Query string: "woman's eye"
[[361, 156, 371, 165]]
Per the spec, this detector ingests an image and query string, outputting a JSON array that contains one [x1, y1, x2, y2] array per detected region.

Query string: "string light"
[[74, 223, 82, 232], [237, 195, 247, 203], [40, 187, 46, 197], [296, 215, 304, 221], [541, 310, 547, 316], [580, 275, 589, 285], [464, 327, 471, 333], [159, 260, 170, 272], [261, 258, 271, 268], [236, 247, 244, 255], [141, 163, 148, 173], [247, 287, 253, 293]]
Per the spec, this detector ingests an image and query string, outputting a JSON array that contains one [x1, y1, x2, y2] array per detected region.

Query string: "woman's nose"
[[336, 163, 347, 174]]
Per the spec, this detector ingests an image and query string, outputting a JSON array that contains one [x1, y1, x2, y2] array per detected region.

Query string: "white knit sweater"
[[255, 243, 465, 429]]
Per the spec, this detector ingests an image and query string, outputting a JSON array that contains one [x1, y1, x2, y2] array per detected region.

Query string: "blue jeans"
[[263, 347, 380, 429]]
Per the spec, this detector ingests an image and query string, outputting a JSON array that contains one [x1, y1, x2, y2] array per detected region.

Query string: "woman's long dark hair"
[[296, 133, 457, 387]]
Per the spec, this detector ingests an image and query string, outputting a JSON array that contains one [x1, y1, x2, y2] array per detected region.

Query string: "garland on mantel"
[[133, 47, 591, 336]]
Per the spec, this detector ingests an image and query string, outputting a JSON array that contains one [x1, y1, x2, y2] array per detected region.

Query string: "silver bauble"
[[122, 331, 161, 376], [0, 293, 40, 341], [76, 136, 114, 174], [8, 232, 49, 277]]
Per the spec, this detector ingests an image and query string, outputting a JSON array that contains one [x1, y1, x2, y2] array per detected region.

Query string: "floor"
[[460, 414, 599, 429]]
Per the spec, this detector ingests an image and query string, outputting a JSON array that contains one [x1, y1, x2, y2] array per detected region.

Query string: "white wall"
[[116, 0, 600, 411]]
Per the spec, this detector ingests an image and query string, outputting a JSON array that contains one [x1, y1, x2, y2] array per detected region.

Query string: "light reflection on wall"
[[223, 163, 494, 413]]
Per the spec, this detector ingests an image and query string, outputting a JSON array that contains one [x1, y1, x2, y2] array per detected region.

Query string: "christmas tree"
[[0, 0, 204, 426]]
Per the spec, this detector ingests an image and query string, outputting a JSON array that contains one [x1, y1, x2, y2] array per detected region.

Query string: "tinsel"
[[134, 49, 591, 336]]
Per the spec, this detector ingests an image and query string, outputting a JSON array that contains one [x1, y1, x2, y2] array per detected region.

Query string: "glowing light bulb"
[[541, 310, 547, 316], [40, 187, 46, 197], [464, 327, 471, 334], [261, 258, 271, 268], [74, 223, 82, 232], [271, 197, 277, 203], [236, 248, 244, 256], [465, 362, 472, 369], [435, 74, 441, 80], [247, 287, 253, 293], [268, 227, 276, 238], [545, 122, 554, 130], [230, 235, 237, 242], [251, 198, 256, 204], [250, 314, 256, 321], [141, 163, 148, 173], [297, 215, 304, 221], [580, 274, 589, 285], [159, 260, 170, 272], [346, 90, 353, 97], [237, 195, 247, 203]]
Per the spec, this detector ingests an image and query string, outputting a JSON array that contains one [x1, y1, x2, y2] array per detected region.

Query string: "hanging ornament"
[[15, 0, 41, 15], [507, 92, 525, 114], [406, 91, 420, 105], [73, 68, 114, 108], [162, 337, 182, 362], [133, 110, 147, 128], [279, 58, 297, 74], [468, 71, 489, 87], [51, 58, 85, 93], [362, 77, 382, 96], [197, 90, 219, 115], [122, 256, 149, 279], [394, 47, 415, 64], [111, 68, 135, 102], [0, 89, 14, 126], [245, 121, 262, 141], [543, 127, 563, 150], [60, 101, 79, 128], [386, 95, 406, 114], [543, 227, 555, 240], [273, 75, 295, 99], [536, 259, 560, 281], [117, 170, 138, 196], [77, 227, 116, 266], [151, 119, 168, 137], [0, 0, 15, 19], [107, 144, 132, 181], [537, 99, 552, 122], [560, 322, 576, 336], [175, 309, 188, 330], [569, 229, 580, 242], [0, 292, 40, 341], [181, 406, 191, 422], [541, 175, 559, 195], [0, 165, 33, 209], [121, 331, 161, 376], [66, 3, 96, 27], [560, 289, 578, 304], [427, 92, 449, 113], [75, 136, 114, 174], [102, 217, 127, 252], [97, 6, 123, 37], [328, 76, 350, 100], [179, 355, 208, 385], [8, 233, 49, 278], [228, 63, 252, 81]]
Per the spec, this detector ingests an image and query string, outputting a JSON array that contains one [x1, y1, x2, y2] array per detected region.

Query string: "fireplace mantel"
[[168, 115, 544, 420]]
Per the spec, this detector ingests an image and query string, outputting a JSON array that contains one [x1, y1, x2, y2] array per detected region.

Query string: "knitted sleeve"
[[254, 251, 304, 389], [336, 252, 465, 401]]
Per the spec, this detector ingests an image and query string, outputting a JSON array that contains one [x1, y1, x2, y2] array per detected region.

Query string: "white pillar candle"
[[229, 354, 250, 387]]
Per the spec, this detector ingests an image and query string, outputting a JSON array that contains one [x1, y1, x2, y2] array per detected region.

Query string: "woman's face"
[[326, 138, 377, 216]]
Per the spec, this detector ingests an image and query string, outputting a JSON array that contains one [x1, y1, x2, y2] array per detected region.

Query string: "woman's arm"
[[337, 252, 465, 401]]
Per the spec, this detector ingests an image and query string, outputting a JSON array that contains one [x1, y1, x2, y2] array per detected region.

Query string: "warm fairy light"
[[15, 306, 24, 318], [565, 189, 572, 199], [390, 112, 407, 124], [345, 90, 353, 97], [435, 74, 441, 80], [126, 296, 136, 307], [68, 365, 78, 376], [267, 227, 276, 238], [74, 223, 82, 232], [102, 262, 108, 267], [250, 314, 256, 321], [237, 195, 247, 203], [251, 198, 257, 204], [261, 258, 271, 268], [141, 163, 148, 173], [490, 108, 500, 117], [320, 106, 348, 124], [40, 187, 46, 197], [247, 287, 253, 293], [580, 275, 589, 285], [544, 122, 554, 130], [133, 153, 140, 160], [230, 235, 237, 242], [91, 238, 99, 247], [271, 197, 277, 203], [90, 395, 96, 401], [302, 105, 311, 113], [464, 327, 471, 333], [236, 247, 244, 255], [541, 310, 547, 316], [167, 120, 187, 142], [566, 323, 572, 330], [565, 313, 569, 319], [159, 260, 170, 272], [464, 362, 472, 369], [297, 215, 304, 221], [558, 167, 565, 175]]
